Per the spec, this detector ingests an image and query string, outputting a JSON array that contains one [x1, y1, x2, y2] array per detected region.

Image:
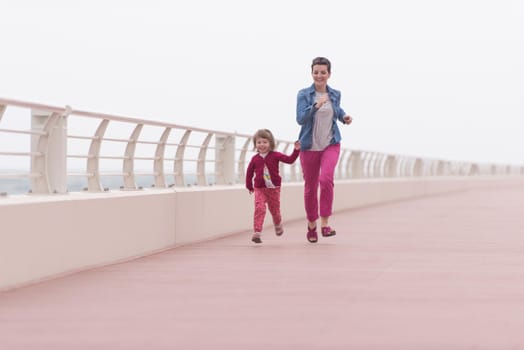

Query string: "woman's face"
[[312, 64, 330, 85]]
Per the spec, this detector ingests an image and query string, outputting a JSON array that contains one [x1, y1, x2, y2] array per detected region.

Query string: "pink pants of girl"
[[253, 187, 281, 233], [300, 144, 340, 222]]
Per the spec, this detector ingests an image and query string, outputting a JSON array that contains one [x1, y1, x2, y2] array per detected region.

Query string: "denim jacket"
[[296, 84, 347, 150]]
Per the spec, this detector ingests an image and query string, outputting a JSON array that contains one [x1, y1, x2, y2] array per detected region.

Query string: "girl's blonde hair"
[[252, 129, 276, 151]]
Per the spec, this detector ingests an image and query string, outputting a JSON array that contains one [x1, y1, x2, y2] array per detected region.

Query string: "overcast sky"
[[2, 0, 524, 165]]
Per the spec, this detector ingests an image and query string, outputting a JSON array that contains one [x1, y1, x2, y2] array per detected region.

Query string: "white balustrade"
[[0, 97, 521, 196]]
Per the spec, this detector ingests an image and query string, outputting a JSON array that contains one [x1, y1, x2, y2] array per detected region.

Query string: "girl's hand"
[[294, 141, 301, 150], [343, 115, 353, 125]]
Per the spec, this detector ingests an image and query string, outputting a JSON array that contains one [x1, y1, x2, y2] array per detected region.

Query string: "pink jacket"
[[245, 149, 300, 191]]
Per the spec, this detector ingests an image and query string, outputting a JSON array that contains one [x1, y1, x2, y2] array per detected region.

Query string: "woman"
[[296, 56, 353, 243]]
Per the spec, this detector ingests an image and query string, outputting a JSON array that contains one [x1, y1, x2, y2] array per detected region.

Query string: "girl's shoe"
[[252, 233, 262, 243], [321, 226, 336, 237], [307, 226, 318, 243], [275, 224, 284, 236]]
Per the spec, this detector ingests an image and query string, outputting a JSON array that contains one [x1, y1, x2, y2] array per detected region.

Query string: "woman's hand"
[[343, 115, 353, 125], [294, 141, 301, 150], [314, 95, 329, 108]]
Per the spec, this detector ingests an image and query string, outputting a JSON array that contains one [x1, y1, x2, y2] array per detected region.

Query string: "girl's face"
[[312, 64, 330, 86], [255, 137, 271, 153]]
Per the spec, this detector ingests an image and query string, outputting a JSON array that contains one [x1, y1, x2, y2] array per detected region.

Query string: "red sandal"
[[251, 233, 262, 244], [275, 224, 284, 236], [307, 226, 318, 243], [321, 226, 336, 237]]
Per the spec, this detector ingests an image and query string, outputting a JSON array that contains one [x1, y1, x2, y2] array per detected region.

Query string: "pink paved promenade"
[[2, 184, 524, 349]]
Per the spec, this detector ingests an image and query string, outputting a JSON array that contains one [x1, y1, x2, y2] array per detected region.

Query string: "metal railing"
[[1, 97, 522, 196]]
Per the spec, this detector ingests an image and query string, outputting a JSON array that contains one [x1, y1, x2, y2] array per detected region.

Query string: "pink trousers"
[[253, 187, 282, 233], [300, 144, 340, 222]]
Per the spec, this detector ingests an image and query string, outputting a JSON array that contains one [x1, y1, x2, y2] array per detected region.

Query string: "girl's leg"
[[300, 150, 321, 225], [265, 187, 282, 226], [253, 188, 267, 233], [265, 187, 283, 235]]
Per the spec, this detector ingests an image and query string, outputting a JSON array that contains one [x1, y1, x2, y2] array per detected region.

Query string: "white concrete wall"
[[1, 176, 523, 291], [0, 191, 177, 291]]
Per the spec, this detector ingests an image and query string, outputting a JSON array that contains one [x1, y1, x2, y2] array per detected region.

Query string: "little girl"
[[245, 129, 300, 243]]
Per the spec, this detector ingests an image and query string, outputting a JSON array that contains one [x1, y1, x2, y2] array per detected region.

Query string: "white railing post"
[[122, 124, 143, 190], [197, 133, 213, 186], [413, 158, 423, 177], [0, 104, 6, 121], [87, 120, 109, 192], [174, 130, 192, 187], [236, 137, 251, 184], [215, 134, 235, 185], [384, 155, 396, 177], [348, 151, 363, 179], [470, 164, 480, 176], [31, 109, 68, 194], [337, 149, 348, 179], [153, 127, 171, 188], [277, 142, 288, 182], [374, 154, 385, 178]]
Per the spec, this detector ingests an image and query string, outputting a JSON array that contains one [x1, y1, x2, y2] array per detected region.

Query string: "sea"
[[0, 174, 209, 196]]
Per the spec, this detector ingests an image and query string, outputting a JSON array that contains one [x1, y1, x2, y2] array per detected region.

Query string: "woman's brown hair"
[[311, 56, 331, 73]]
